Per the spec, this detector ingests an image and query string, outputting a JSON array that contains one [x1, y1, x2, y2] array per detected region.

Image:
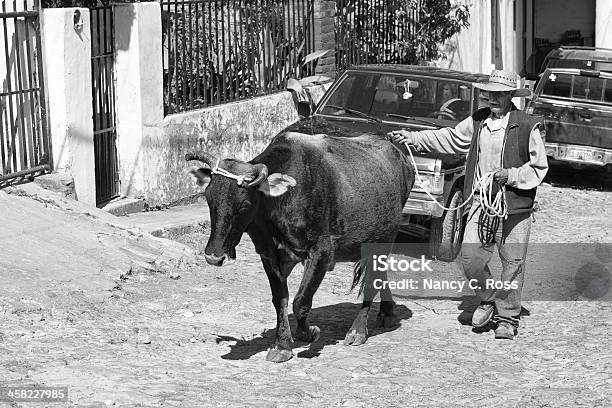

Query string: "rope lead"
[[403, 141, 507, 219]]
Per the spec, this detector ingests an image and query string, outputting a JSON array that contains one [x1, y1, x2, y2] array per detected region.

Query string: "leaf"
[[286, 78, 304, 93], [303, 49, 333, 66]]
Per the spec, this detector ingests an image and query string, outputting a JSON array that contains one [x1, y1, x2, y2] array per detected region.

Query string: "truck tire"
[[429, 186, 465, 261]]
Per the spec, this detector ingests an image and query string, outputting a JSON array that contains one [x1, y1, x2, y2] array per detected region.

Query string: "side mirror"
[[297, 101, 313, 117]]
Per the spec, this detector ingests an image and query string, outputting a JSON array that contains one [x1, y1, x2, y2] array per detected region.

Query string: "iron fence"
[[91, 5, 119, 206], [161, 0, 315, 114], [335, 0, 421, 72], [0, 0, 49, 186]]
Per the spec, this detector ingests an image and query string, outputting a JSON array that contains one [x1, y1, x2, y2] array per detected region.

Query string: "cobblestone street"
[[1, 179, 611, 407], [0, 0, 610, 405]]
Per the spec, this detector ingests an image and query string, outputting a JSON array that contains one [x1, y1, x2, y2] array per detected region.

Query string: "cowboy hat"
[[473, 69, 531, 97]]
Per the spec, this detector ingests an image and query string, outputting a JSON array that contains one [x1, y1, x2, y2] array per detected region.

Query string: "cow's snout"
[[205, 253, 232, 266]]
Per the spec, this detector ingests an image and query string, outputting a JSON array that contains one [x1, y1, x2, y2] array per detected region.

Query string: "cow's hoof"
[[266, 347, 293, 363], [343, 328, 368, 346], [376, 313, 399, 328], [296, 325, 321, 343]]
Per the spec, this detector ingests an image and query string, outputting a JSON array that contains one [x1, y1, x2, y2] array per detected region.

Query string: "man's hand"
[[387, 129, 414, 145], [493, 168, 509, 185]]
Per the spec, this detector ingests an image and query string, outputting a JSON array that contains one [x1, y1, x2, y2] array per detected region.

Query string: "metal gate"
[[0, 0, 50, 187], [91, 6, 119, 206]]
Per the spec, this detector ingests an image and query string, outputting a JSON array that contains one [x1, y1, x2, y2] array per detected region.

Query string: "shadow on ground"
[[545, 163, 612, 192], [455, 297, 532, 334], [218, 302, 413, 360]]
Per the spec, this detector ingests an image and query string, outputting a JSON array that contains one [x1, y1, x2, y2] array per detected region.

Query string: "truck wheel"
[[429, 186, 465, 261]]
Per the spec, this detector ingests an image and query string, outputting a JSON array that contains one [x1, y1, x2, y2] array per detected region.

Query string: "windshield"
[[317, 72, 475, 123], [540, 71, 612, 104]]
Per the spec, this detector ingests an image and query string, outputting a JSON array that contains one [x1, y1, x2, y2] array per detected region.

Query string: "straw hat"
[[474, 69, 531, 97]]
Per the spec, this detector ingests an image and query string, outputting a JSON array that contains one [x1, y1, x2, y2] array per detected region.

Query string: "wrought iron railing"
[[0, 0, 50, 186], [335, 0, 421, 72], [161, 0, 316, 115]]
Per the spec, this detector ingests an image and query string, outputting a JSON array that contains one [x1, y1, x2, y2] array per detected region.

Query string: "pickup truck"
[[526, 67, 612, 183], [288, 65, 489, 260]]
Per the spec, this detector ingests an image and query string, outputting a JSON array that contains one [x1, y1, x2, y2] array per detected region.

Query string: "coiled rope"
[[402, 141, 507, 219]]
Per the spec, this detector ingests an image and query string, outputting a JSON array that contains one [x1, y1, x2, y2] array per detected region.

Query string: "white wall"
[[446, 0, 520, 75], [41, 8, 96, 205], [446, 0, 493, 74], [114, 2, 164, 199], [113, 2, 302, 205], [498, 0, 518, 72], [596, 0, 612, 48]]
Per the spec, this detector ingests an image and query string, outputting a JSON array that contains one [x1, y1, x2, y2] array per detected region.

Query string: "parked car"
[[527, 46, 612, 84], [526, 67, 612, 181], [541, 46, 612, 73], [287, 65, 489, 260]]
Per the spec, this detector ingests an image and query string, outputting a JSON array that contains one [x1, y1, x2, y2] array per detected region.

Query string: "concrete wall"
[[38, 3, 325, 207], [113, 2, 302, 205], [41, 8, 96, 205], [145, 92, 299, 204], [114, 3, 164, 200]]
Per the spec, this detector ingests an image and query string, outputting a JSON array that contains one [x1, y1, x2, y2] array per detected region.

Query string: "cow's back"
[[251, 132, 414, 259]]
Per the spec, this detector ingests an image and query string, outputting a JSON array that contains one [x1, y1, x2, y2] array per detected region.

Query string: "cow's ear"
[[188, 166, 212, 187], [257, 173, 297, 197]]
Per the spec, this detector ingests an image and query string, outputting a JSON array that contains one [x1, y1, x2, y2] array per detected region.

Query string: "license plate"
[[567, 148, 594, 161]]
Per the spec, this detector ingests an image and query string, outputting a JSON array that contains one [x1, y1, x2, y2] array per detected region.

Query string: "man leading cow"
[[389, 69, 548, 339]]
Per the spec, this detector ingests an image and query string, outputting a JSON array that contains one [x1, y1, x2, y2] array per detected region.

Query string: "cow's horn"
[[185, 151, 219, 167], [247, 163, 269, 187]]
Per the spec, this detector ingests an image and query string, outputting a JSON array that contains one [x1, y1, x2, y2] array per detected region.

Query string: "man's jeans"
[[460, 199, 532, 325]]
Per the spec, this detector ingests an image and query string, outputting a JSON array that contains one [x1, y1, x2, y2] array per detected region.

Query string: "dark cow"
[[186, 131, 414, 362]]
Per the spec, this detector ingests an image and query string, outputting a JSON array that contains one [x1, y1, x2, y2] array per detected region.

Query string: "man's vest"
[[463, 105, 543, 215]]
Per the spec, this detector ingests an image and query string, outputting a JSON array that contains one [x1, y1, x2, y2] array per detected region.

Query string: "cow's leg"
[[344, 258, 398, 345], [292, 247, 330, 343], [376, 267, 399, 328], [344, 261, 378, 346], [261, 256, 296, 363], [344, 299, 371, 346], [344, 298, 398, 346]]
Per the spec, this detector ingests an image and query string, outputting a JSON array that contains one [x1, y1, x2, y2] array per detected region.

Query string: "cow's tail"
[[350, 259, 369, 296]]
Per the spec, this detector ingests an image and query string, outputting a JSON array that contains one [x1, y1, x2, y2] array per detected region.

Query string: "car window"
[[540, 71, 612, 104], [474, 88, 488, 111], [318, 72, 474, 122], [571, 76, 606, 100], [541, 72, 572, 98], [572, 76, 589, 99], [325, 75, 355, 108]]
